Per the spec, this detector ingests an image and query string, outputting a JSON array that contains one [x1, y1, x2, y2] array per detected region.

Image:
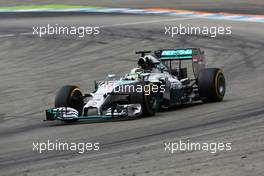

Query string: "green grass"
[[0, 4, 101, 10]]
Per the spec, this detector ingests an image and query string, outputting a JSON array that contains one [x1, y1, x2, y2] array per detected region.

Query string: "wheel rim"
[[217, 74, 225, 97], [149, 96, 157, 110], [70, 89, 83, 114]]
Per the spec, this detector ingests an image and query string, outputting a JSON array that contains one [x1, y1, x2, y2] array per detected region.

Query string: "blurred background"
[[0, 0, 263, 14]]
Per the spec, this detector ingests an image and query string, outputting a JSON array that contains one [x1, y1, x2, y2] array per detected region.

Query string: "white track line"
[[0, 34, 16, 38], [0, 32, 32, 38], [20, 32, 33, 35], [101, 17, 194, 27]]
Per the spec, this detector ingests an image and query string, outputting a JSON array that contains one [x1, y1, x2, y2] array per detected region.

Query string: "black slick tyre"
[[198, 68, 226, 102], [55, 85, 84, 118]]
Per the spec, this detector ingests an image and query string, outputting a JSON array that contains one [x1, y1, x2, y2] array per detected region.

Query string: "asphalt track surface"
[[0, 12, 264, 176]]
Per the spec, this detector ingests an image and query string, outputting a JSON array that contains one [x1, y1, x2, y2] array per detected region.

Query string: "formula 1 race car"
[[45, 48, 226, 122]]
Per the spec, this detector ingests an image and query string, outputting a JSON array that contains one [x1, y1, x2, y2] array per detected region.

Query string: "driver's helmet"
[[129, 67, 143, 80], [138, 57, 146, 69]]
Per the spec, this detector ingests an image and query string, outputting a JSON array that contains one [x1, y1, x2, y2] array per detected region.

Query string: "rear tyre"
[[198, 68, 225, 102], [55, 85, 84, 120]]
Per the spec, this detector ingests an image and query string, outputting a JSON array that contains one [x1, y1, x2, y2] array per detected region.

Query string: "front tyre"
[[142, 84, 160, 116], [129, 83, 160, 117], [198, 68, 226, 102], [55, 85, 84, 117]]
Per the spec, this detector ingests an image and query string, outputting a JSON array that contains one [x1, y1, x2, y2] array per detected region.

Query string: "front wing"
[[45, 104, 142, 121]]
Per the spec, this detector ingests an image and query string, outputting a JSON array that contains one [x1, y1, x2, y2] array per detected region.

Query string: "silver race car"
[[45, 48, 226, 122]]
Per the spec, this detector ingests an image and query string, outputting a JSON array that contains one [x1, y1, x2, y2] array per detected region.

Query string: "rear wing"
[[155, 48, 204, 62], [154, 48, 205, 78]]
